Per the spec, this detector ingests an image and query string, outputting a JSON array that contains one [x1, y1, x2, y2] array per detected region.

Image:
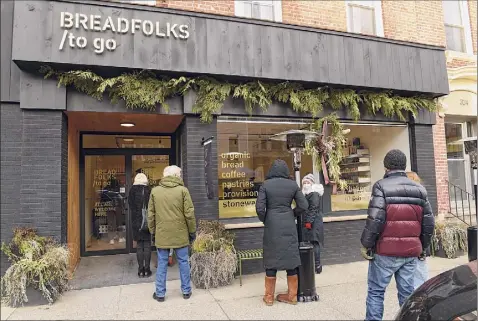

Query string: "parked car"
[[395, 261, 477, 321]]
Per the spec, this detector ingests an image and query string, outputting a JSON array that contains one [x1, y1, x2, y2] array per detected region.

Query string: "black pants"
[[136, 239, 151, 270], [313, 242, 321, 267], [265, 268, 298, 277]]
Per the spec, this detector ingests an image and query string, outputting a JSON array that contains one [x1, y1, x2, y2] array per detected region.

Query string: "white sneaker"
[[119, 237, 126, 243], [109, 239, 115, 245]]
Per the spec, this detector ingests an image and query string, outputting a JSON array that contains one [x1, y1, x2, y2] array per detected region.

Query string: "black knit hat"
[[383, 149, 407, 171]]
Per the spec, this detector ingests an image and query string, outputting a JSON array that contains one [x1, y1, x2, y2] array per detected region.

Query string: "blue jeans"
[[413, 259, 428, 290], [365, 254, 417, 321], [155, 247, 191, 297]]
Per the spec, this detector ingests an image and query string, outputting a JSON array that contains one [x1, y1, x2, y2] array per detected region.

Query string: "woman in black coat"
[[256, 159, 308, 306], [301, 173, 325, 274], [128, 173, 152, 278]]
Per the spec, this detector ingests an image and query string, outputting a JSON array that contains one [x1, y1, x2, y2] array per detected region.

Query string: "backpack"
[[139, 187, 149, 232]]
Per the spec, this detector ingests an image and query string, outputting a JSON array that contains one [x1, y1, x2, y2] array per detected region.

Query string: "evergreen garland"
[[41, 67, 437, 123], [41, 67, 437, 188]]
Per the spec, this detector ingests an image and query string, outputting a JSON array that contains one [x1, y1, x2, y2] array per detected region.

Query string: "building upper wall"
[[10, 0, 449, 97], [138, 0, 477, 52]]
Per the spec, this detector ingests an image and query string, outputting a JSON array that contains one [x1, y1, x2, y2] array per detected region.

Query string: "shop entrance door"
[[80, 134, 175, 256]]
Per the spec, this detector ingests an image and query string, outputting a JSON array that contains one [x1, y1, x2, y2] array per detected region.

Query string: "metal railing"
[[447, 180, 476, 226]]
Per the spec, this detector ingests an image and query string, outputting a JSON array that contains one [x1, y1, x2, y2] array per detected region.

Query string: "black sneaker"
[[138, 268, 145, 278], [153, 293, 165, 302], [183, 292, 192, 300], [144, 268, 152, 278], [315, 265, 323, 274]]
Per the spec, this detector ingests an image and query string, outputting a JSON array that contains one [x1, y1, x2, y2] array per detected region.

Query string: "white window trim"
[[234, 0, 283, 23], [345, 0, 384, 37], [121, 0, 157, 6], [460, 0, 473, 55], [443, 0, 473, 55]]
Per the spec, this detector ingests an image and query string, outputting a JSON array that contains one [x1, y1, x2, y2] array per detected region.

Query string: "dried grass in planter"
[[190, 221, 237, 289], [1, 228, 70, 307], [432, 222, 468, 259]]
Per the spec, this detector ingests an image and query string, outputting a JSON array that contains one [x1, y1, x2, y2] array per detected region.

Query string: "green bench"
[[236, 249, 263, 286]]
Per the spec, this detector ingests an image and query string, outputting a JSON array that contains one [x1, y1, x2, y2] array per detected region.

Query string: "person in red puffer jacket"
[[360, 149, 435, 321]]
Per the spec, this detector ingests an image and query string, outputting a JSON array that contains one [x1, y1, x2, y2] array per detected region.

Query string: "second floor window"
[[346, 1, 384, 37], [443, 0, 473, 53], [234, 0, 282, 22]]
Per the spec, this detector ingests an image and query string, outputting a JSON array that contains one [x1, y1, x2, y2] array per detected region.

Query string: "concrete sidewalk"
[[1, 255, 468, 320]]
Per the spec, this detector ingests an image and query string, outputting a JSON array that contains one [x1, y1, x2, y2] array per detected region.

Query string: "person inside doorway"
[[301, 173, 325, 274], [129, 173, 152, 278], [148, 165, 196, 302], [361, 150, 435, 321]]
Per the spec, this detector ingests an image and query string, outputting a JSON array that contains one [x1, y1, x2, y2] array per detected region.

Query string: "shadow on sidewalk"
[[69, 253, 179, 290]]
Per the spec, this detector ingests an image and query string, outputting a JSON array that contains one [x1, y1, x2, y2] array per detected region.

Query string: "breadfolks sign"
[[59, 12, 190, 54]]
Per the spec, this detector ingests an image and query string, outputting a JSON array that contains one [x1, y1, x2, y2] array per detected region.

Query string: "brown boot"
[[276, 275, 298, 305], [263, 277, 276, 306]]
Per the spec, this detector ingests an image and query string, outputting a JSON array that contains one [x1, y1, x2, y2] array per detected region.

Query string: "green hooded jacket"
[[147, 175, 196, 249]]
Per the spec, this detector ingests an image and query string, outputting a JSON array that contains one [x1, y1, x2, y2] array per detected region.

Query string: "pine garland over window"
[[41, 66, 437, 187], [42, 67, 437, 123]]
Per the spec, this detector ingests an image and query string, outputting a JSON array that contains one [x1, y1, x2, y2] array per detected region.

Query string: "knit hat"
[[133, 173, 148, 185], [163, 165, 182, 178], [383, 149, 407, 171], [302, 173, 315, 185]]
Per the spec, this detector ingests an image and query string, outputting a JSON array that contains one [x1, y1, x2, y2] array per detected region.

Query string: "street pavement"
[[0, 255, 468, 320]]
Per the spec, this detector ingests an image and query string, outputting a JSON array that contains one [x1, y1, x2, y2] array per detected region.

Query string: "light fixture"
[[123, 138, 134, 142], [120, 122, 135, 127]]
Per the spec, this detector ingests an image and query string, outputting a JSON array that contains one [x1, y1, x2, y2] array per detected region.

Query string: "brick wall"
[[282, 0, 347, 31], [180, 116, 219, 222], [1, 103, 23, 273], [232, 220, 365, 275], [20, 110, 68, 243], [410, 124, 440, 215], [432, 114, 450, 216], [158, 0, 234, 16], [381, 0, 446, 47], [1, 106, 68, 273]]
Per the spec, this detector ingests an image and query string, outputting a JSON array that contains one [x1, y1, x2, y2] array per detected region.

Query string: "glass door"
[[83, 155, 128, 253], [130, 154, 171, 250]]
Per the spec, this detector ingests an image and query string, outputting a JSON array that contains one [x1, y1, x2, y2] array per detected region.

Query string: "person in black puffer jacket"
[[256, 159, 308, 306], [128, 173, 152, 278], [300, 173, 325, 274], [361, 149, 435, 321]]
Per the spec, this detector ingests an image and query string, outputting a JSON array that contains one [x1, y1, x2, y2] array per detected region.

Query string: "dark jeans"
[[265, 268, 298, 277], [136, 240, 151, 270]]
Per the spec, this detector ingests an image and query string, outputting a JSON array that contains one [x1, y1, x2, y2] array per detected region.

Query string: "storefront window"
[[445, 123, 464, 159], [331, 124, 411, 212], [217, 119, 314, 219]]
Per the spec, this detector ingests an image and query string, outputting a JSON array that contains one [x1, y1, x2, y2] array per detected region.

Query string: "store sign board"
[[59, 12, 189, 54], [443, 90, 477, 117]]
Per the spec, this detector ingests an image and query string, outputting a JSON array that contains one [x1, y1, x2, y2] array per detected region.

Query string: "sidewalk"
[[1, 255, 468, 320]]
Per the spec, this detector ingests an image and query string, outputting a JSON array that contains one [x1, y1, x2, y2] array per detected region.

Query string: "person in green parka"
[[148, 165, 196, 302]]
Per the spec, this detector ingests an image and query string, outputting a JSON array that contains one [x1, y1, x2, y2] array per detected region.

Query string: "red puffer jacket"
[[360, 171, 435, 257]]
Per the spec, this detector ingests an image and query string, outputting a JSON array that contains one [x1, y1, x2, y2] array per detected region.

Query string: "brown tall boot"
[[263, 277, 276, 306], [276, 275, 298, 305]]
